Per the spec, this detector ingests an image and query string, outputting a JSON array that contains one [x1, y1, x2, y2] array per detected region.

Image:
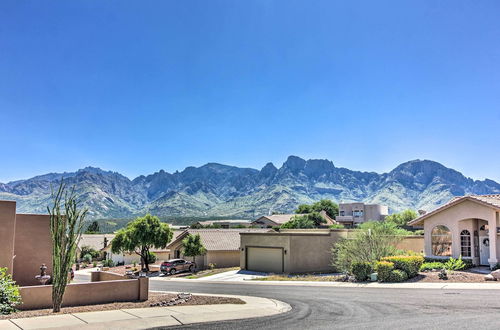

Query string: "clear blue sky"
[[1, 1, 499, 183]]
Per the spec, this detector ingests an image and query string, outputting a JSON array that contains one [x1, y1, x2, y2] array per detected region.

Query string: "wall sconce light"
[[284, 249, 287, 254], [241, 247, 245, 251]]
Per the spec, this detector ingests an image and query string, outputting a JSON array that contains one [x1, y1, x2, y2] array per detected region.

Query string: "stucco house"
[[0, 200, 53, 286], [166, 228, 269, 269], [251, 211, 336, 228], [409, 194, 500, 267], [102, 230, 184, 265]]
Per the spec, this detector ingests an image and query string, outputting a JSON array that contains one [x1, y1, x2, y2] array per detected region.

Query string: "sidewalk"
[[0, 294, 291, 330]]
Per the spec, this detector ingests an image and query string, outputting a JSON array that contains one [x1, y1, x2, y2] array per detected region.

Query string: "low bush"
[[0, 268, 21, 315], [424, 257, 472, 269], [420, 262, 445, 272], [381, 255, 424, 278], [375, 261, 394, 282], [444, 256, 467, 271], [146, 252, 156, 264], [102, 259, 115, 268], [492, 263, 500, 271], [389, 269, 408, 282], [82, 253, 93, 264], [351, 262, 373, 281]]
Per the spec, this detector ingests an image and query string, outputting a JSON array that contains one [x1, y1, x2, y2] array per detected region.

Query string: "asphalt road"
[[150, 280, 500, 330]]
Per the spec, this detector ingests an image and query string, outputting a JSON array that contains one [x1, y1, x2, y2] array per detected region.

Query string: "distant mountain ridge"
[[1, 156, 499, 220]]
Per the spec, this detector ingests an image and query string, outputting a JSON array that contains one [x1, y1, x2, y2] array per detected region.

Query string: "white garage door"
[[246, 247, 284, 273]]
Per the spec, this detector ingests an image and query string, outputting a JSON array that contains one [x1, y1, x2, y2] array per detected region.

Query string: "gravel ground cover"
[[0, 292, 244, 320]]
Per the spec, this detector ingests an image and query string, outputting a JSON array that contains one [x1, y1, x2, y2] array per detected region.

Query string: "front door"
[[479, 236, 490, 265]]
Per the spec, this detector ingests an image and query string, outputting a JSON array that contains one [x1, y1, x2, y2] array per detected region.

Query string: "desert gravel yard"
[[408, 270, 493, 283], [0, 292, 244, 320]]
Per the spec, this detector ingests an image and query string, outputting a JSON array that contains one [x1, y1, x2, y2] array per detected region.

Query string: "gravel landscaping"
[[408, 270, 494, 283], [0, 292, 245, 320]]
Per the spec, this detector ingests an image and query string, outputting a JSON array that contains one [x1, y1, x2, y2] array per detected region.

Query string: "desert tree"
[[182, 233, 206, 264], [111, 214, 173, 271], [48, 182, 88, 313]]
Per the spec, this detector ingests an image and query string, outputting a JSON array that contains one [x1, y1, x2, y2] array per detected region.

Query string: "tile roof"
[[197, 219, 252, 226], [409, 194, 500, 226], [254, 214, 300, 225], [168, 229, 270, 251], [78, 234, 115, 251]]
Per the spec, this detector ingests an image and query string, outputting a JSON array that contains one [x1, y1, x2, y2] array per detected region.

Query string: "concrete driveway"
[[151, 270, 270, 282]]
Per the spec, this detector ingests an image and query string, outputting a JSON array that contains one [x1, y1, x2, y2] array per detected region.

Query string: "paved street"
[[150, 280, 500, 329]]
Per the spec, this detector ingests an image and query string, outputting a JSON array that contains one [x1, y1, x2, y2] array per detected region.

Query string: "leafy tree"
[[295, 199, 339, 218], [85, 221, 100, 234], [332, 221, 405, 272], [280, 215, 315, 229], [0, 267, 21, 315], [311, 199, 339, 218], [111, 214, 173, 271], [182, 234, 207, 263], [295, 204, 313, 214], [80, 245, 100, 260], [385, 210, 418, 227], [48, 182, 87, 312]]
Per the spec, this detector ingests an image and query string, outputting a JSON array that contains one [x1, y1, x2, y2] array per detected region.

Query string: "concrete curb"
[[0, 293, 291, 330], [153, 278, 500, 290]]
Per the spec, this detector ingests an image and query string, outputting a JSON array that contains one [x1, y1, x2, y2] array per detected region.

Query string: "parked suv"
[[160, 259, 195, 275]]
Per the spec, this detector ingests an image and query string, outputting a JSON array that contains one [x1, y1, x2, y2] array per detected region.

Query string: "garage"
[[246, 247, 284, 273]]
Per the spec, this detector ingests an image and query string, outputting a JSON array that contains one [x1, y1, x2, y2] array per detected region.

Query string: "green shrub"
[[389, 269, 408, 282], [145, 252, 156, 264], [381, 255, 424, 278], [0, 268, 21, 315], [92, 261, 97, 268], [102, 259, 115, 268], [375, 261, 394, 282], [351, 262, 373, 281], [80, 245, 101, 260], [82, 253, 92, 263], [444, 256, 467, 271], [420, 262, 445, 272], [424, 257, 472, 269], [492, 263, 500, 271]]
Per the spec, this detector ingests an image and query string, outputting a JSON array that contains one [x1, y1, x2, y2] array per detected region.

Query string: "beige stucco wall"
[[396, 236, 424, 253], [205, 251, 240, 268], [13, 214, 53, 286], [0, 201, 16, 275], [19, 277, 148, 310], [420, 200, 499, 265], [240, 232, 292, 272]]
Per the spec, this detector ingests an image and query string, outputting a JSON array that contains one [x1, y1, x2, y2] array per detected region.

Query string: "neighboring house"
[[0, 200, 52, 286], [240, 228, 423, 274], [77, 234, 115, 260], [102, 230, 184, 265], [194, 219, 252, 228], [166, 228, 270, 269], [335, 202, 388, 227], [409, 194, 500, 267], [251, 211, 336, 228]]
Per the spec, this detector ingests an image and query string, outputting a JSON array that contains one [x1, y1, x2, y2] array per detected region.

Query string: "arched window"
[[460, 230, 471, 257], [431, 225, 452, 256]]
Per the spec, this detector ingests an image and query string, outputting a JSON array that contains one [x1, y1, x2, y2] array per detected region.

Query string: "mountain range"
[[1, 156, 499, 222]]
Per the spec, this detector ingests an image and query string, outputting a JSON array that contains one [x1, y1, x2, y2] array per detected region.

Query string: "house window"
[[340, 211, 345, 216], [353, 210, 364, 217], [431, 225, 452, 256], [460, 230, 471, 257]]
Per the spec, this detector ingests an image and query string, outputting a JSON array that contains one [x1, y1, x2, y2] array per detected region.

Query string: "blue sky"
[[1, 1, 499, 182]]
